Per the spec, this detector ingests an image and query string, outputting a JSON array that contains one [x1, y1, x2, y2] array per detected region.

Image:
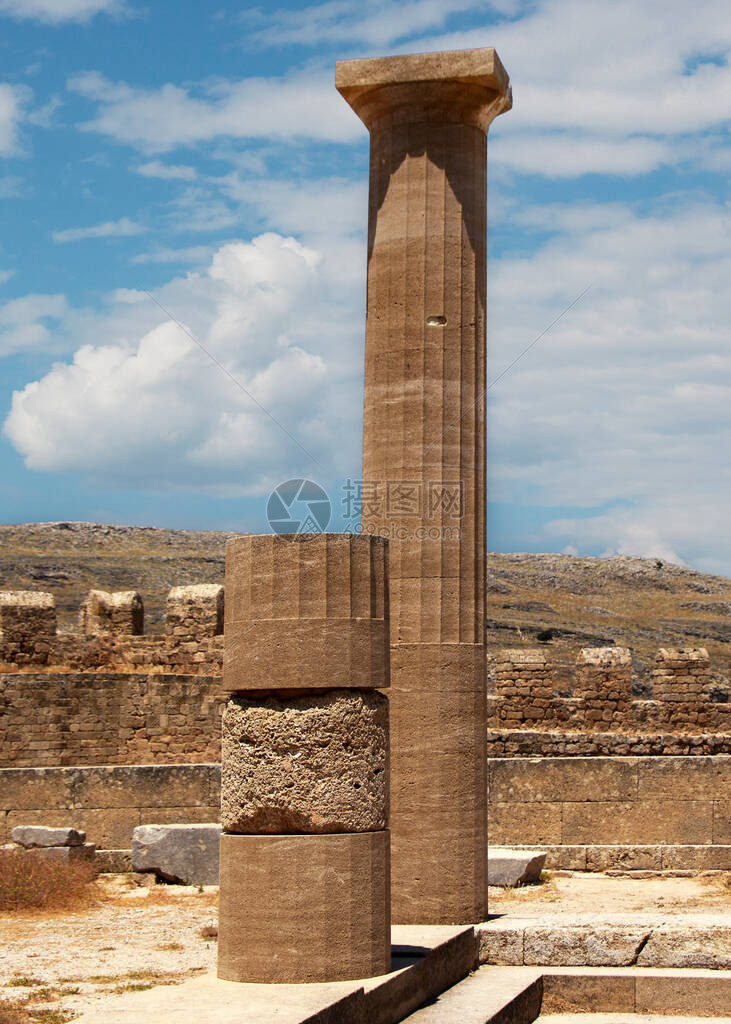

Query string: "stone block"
[[476, 923, 524, 965], [487, 847, 546, 886], [221, 689, 388, 834], [166, 584, 224, 638], [0, 591, 56, 641], [224, 533, 389, 693], [523, 926, 651, 967], [31, 843, 96, 865], [585, 845, 662, 872], [637, 926, 731, 968], [541, 971, 635, 1013], [713, 799, 731, 844], [638, 755, 730, 800], [488, 756, 637, 804], [11, 825, 86, 848], [635, 973, 731, 1014], [132, 823, 221, 885], [79, 589, 143, 636], [70, 764, 219, 810], [489, 802, 562, 846], [217, 830, 390, 983], [538, 846, 587, 871], [561, 799, 713, 846], [95, 848, 132, 873], [577, 647, 632, 668], [0, 768, 74, 812], [661, 844, 731, 870]]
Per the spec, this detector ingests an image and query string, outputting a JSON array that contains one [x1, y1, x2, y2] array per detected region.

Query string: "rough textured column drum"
[[219, 532, 391, 984], [337, 49, 511, 924]]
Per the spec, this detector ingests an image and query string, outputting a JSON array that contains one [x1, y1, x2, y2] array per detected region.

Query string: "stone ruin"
[[218, 533, 390, 983], [0, 43, 729, 1010]]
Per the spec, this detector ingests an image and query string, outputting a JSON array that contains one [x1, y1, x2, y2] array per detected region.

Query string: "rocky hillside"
[[1, 522, 729, 683]]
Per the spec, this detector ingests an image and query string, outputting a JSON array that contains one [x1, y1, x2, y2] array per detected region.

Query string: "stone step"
[[478, 919, 731, 969], [401, 966, 542, 1023], [538, 1015, 731, 1024]]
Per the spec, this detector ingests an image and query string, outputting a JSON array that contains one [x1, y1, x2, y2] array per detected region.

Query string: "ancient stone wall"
[[1, 758, 728, 873], [488, 754, 730, 871], [0, 672, 223, 768], [489, 647, 729, 735], [0, 588, 223, 675], [0, 587, 728, 766]]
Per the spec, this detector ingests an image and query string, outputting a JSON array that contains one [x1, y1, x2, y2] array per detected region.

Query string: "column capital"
[[336, 47, 512, 133]]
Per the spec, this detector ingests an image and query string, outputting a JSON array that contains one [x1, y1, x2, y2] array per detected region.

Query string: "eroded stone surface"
[[221, 689, 389, 834], [132, 823, 220, 885], [12, 825, 86, 848], [488, 847, 546, 886]]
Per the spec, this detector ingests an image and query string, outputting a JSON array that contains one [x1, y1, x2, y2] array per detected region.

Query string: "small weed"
[[6, 981, 42, 990], [112, 983, 152, 995], [539, 870, 552, 883], [156, 942, 184, 952], [27, 1011, 77, 1023]]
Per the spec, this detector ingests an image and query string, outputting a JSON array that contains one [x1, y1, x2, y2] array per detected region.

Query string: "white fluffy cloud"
[[486, 197, 731, 572], [68, 69, 360, 152], [4, 234, 364, 493], [0, 84, 29, 157], [52, 217, 147, 242], [136, 160, 197, 181], [0, 293, 69, 355], [0, 0, 124, 22], [243, 0, 497, 48], [65, 0, 731, 179], [424, 0, 731, 176]]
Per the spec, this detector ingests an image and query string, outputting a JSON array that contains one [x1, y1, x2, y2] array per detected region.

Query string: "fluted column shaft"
[[337, 49, 511, 924]]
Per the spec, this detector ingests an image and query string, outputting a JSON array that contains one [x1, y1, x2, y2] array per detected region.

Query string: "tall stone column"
[[337, 49, 511, 924], [218, 533, 391, 983]]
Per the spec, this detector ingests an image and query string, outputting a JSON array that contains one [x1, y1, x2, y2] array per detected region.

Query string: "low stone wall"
[[0, 764, 219, 848], [488, 755, 730, 855], [1, 757, 728, 871], [488, 729, 731, 757], [0, 587, 223, 675], [2, 671, 729, 770], [489, 648, 729, 735], [0, 673, 223, 768]]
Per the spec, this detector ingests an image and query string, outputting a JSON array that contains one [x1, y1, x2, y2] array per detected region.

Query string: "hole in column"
[[426, 315, 447, 326]]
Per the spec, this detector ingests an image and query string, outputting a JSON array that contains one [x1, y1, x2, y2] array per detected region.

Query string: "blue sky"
[[0, 0, 729, 573]]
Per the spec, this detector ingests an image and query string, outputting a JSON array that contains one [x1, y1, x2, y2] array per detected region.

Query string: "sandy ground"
[[489, 872, 731, 923], [1, 873, 729, 1021], [0, 875, 219, 1020]]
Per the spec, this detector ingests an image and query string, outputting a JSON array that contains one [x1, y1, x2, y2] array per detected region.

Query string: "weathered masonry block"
[[218, 533, 391, 985], [79, 590, 144, 636], [0, 591, 56, 667], [652, 647, 711, 702], [574, 647, 632, 725], [166, 584, 224, 640]]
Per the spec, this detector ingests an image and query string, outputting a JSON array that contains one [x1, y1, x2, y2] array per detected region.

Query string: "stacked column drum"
[[218, 532, 391, 984]]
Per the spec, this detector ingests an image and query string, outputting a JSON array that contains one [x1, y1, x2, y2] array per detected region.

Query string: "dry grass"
[[0, 996, 77, 1024], [0, 998, 28, 1024], [0, 849, 98, 913]]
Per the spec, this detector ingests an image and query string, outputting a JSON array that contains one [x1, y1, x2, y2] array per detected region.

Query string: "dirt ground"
[[1, 873, 729, 1021], [489, 871, 731, 921]]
